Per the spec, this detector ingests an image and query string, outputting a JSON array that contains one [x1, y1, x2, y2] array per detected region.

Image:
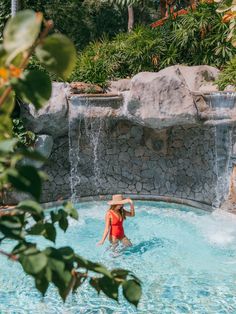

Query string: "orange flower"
[[222, 11, 236, 23], [0, 68, 8, 81], [9, 64, 22, 78]]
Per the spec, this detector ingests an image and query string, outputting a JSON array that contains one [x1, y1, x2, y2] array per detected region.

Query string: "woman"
[[97, 194, 135, 247]]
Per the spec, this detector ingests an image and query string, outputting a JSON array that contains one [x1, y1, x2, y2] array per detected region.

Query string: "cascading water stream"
[[213, 125, 232, 209], [83, 101, 105, 193], [68, 97, 82, 203], [206, 92, 236, 208]]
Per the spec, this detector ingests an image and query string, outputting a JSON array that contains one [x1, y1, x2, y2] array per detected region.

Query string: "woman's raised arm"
[[124, 199, 135, 217]]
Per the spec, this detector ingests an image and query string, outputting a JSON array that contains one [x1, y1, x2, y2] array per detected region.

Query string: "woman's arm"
[[97, 212, 111, 245], [124, 199, 135, 217]]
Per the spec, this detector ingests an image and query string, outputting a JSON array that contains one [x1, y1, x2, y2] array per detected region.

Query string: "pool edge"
[[41, 194, 213, 212]]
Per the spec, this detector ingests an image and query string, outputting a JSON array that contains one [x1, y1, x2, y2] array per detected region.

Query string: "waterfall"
[[206, 92, 235, 209], [83, 100, 105, 193], [68, 95, 106, 199], [204, 92, 236, 110], [68, 97, 82, 203], [213, 125, 232, 209], [121, 91, 131, 117]]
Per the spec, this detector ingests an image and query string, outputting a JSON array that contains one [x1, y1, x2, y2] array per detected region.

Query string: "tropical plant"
[[215, 0, 236, 47], [70, 3, 235, 86], [216, 55, 236, 89], [0, 0, 10, 39], [22, 0, 128, 50], [12, 118, 36, 147], [0, 10, 142, 306]]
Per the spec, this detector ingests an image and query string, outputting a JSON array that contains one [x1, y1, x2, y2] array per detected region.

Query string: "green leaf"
[[35, 34, 77, 79], [20, 148, 46, 162], [63, 202, 79, 220], [58, 247, 74, 261], [44, 266, 52, 282], [0, 115, 13, 140], [12, 242, 29, 255], [89, 278, 101, 294], [11, 69, 52, 109], [17, 200, 44, 216], [98, 276, 119, 301], [50, 211, 62, 223], [0, 89, 15, 116], [44, 223, 56, 242], [35, 275, 49, 295], [3, 10, 43, 63], [73, 274, 86, 292], [0, 138, 18, 153], [12, 242, 38, 255], [0, 216, 23, 239], [28, 222, 45, 235], [48, 256, 65, 273], [20, 252, 48, 275], [122, 279, 142, 307], [74, 255, 112, 277], [7, 165, 42, 200], [111, 268, 129, 280], [0, 44, 7, 67], [58, 215, 69, 232]]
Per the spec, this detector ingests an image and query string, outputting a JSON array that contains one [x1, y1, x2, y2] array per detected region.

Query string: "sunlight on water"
[[1, 201, 236, 313]]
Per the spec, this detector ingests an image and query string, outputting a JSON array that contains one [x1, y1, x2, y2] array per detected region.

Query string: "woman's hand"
[[127, 198, 133, 204], [97, 240, 104, 246]]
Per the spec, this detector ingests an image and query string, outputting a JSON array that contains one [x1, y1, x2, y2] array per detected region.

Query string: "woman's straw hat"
[[107, 194, 129, 205]]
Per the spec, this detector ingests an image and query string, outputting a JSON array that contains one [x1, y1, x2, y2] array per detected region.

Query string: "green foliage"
[[0, 10, 76, 113], [23, 0, 128, 51], [71, 3, 235, 86], [35, 34, 77, 80], [216, 55, 236, 90], [215, 0, 236, 47], [12, 118, 36, 147], [70, 39, 118, 88], [0, 10, 142, 306], [0, 0, 10, 40], [12, 69, 52, 109]]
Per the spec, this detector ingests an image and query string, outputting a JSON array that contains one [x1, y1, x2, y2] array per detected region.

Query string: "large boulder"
[[20, 82, 69, 138], [124, 65, 219, 129]]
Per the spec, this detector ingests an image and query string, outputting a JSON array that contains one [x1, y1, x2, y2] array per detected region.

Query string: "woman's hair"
[[109, 205, 126, 219]]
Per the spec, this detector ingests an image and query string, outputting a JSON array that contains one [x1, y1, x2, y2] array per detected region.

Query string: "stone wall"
[[41, 119, 219, 206], [19, 65, 236, 207]]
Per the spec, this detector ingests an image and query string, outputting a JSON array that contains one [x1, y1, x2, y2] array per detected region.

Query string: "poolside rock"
[[70, 82, 103, 94], [125, 65, 219, 129], [20, 82, 69, 138], [25, 135, 54, 168], [108, 79, 131, 93]]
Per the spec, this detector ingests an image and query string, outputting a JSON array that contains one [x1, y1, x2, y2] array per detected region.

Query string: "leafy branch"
[[0, 10, 142, 306]]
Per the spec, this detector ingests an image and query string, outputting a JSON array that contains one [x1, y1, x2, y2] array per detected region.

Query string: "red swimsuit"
[[109, 210, 124, 239]]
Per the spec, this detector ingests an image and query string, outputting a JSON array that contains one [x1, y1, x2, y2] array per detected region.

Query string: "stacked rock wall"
[[41, 120, 217, 205], [19, 65, 236, 207]]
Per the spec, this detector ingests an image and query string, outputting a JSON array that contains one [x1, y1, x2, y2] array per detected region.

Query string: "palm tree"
[[108, 0, 139, 32], [109, 0, 167, 31]]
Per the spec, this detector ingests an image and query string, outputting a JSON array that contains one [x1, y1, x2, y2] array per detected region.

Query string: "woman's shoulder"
[[105, 210, 112, 218]]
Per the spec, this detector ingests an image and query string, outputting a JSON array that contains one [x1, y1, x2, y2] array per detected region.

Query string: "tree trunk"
[[128, 5, 134, 32], [11, 0, 21, 16]]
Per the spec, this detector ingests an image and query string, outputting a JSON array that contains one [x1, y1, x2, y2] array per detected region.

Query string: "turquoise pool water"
[[1, 201, 236, 313]]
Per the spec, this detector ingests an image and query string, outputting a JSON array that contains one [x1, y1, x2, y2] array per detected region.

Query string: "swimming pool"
[[1, 201, 236, 313]]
